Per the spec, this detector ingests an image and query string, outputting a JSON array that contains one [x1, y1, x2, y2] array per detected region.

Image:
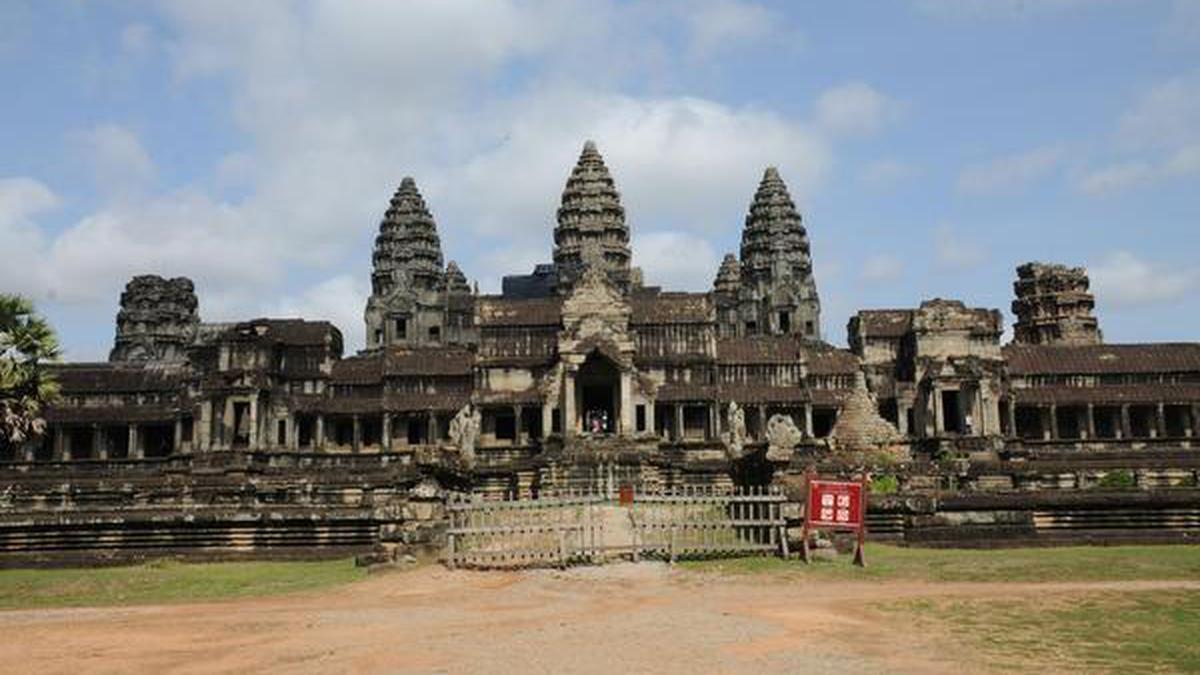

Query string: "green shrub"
[[871, 474, 900, 495], [1098, 469, 1137, 490]]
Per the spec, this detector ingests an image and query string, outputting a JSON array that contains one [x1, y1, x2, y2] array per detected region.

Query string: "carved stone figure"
[[765, 413, 804, 462], [448, 404, 481, 466], [724, 401, 747, 459]]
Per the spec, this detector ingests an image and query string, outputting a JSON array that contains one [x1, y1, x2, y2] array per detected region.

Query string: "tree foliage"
[[0, 294, 60, 447]]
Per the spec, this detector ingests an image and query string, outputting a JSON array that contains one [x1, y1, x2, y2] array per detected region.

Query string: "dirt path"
[[2, 565, 1197, 674]]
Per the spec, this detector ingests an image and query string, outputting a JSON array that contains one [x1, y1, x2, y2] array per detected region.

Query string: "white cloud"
[[1091, 251, 1198, 308], [814, 82, 899, 138], [632, 231, 720, 291], [957, 145, 1064, 194], [1117, 73, 1200, 151], [0, 177, 59, 298], [859, 158, 918, 188], [272, 274, 370, 351], [859, 254, 904, 283], [72, 124, 156, 198], [933, 225, 984, 270], [686, 1, 780, 55], [1079, 73, 1200, 194], [1074, 161, 1156, 195]]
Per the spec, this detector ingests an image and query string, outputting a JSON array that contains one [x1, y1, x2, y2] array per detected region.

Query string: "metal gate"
[[445, 486, 787, 569]]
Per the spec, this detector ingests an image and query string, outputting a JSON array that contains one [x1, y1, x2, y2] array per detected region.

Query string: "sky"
[[1, 0, 1198, 360]]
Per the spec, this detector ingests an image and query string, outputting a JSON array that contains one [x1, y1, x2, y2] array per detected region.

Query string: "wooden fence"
[[629, 485, 788, 563], [444, 485, 788, 569]]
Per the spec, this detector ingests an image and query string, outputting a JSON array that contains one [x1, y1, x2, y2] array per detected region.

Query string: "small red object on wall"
[[801, 471, 868, 567]]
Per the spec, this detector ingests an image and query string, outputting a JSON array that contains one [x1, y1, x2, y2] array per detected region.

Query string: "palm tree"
[[0, 294, 60, 452]]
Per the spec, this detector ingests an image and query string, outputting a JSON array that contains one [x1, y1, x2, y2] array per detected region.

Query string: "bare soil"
[[2, 563, 1197, 674]]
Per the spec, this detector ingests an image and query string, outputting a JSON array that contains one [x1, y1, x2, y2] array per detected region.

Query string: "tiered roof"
[[371, 177, 445, 294], [552, 141, 632, 292]]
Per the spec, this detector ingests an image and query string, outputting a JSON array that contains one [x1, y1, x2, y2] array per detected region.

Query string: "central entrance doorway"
[[578, 351, 619, 434]]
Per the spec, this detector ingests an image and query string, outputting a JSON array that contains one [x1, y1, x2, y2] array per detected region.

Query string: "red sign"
[[806, 479, 864, 530]]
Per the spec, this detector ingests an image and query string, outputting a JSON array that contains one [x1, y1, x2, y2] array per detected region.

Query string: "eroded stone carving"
[[724, 401, 747, 459], [765, 413, 804, 462], [448, 404, 481, 467]]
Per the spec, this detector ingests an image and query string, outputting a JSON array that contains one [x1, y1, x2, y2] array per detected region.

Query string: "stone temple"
[[3, 141, 1199, 562]]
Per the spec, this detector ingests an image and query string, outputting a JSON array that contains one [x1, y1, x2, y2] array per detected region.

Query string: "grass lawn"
[[681, 543, 1200, 582], [0, 558, 366, 610], [887, 590, 1200, 672]]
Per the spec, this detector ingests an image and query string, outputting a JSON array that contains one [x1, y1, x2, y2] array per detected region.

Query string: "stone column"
[[1007, 400, 1017, 438], [645, 401, 655, 436], [199, 401, 212, 452], [1120, 405, 1132, 440], [563, 372, 577, 438], [512, 406, 522, 444], [382, 412, 392, 452], [674, 404, 684, 441], [933, 388, 944, 436], [803, 404, 814, 438], [757, 405, 767, 441], [248, 397, 259, 450], [427, 411, 438, 443], [898, 404, 909, 436], [53, 427, 67, 462], [1085, 404, 1096, 440], [542, 403, 553, 438], [93, 424, 105, 460], [1155, 402, 1166, 439], [129, 424, 142, 460], [223, 398, 235, 450], [619, 371, 633, 435], [315, 414, 325, 450], [289, 414, 300, 450], [1048, 404, 1059, 440], [174, 417, 184, 454], [352, 415, 362, 453]]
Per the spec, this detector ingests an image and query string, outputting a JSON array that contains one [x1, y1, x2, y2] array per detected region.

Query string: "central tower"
[[552, 141, 634, 295]]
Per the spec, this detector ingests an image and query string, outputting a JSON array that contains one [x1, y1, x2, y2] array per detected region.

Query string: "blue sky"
[[1, 0, 1198, 359]]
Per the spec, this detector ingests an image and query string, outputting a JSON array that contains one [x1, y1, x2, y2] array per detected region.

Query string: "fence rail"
[[444, 486, 788, 569]]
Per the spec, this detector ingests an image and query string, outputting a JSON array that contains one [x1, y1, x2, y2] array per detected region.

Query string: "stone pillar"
[[289, 414, 299, 450], [248, 397, 259, 450], [174, 417, 184, 454], [1048, 404, 1059, 440], [542, 403, 553, 439], [382, 412, 392, 452], [352, 415, 362, 453], [1085, 404, 1096, 440], [645, 400, 655, 436], [619, 371, 633, 435], [427, 411, 438, 443], [223, 398, 235, 450], [513, 406, 523, 444], [563, 372, 577, 438], [129, 424, 142, 460], [315, 414, 325, 450], [757, 405, 767, 441], [1007, 400, 1017, 438], [93, 424, 105, 460], [53, 427, 67, 461], [674, 404, 684, 442], [933, 388, 944, 436], [199, 401, 213, 451], [803, 404, 814, 438], [898, 404, 909, 436], [1155, 402, 1166, 439], [1120, 405, 1132, 440]]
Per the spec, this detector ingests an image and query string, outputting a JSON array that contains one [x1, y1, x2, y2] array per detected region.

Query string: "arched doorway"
[[577, 351, 620, 434]]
